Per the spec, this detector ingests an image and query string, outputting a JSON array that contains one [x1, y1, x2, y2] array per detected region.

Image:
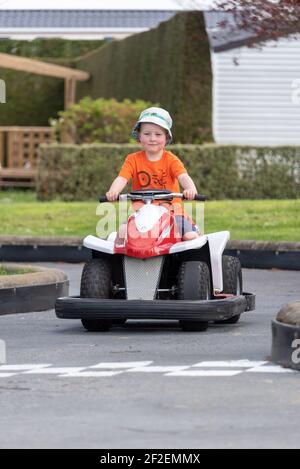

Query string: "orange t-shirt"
[[119, 150, 186, 192], [118, 150, 188, 216]]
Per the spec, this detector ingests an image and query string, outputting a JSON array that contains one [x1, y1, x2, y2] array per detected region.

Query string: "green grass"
[[0, 266, 34, 275], [0, 191, 299, 241]]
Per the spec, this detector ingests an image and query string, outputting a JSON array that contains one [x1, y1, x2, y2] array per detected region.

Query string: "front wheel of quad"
[[80, 258, 112, 332], [178, 261, 211, 332], [81, 319, 111, 332], [215, 255, 243, 325]]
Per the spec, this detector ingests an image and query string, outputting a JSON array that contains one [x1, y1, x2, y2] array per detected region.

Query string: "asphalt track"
[[0, 263, 299, 449]]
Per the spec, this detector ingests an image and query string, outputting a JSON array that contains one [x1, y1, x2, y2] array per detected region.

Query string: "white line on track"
[[192, 360, 268, 368], [90, 361, 153, 369], [166, 370, 243, 377]]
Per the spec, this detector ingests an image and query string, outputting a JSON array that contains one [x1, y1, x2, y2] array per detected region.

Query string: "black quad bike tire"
[[178, 261, 211, 332], [215, 255, 243, 324], [80, 258, 113, 332]]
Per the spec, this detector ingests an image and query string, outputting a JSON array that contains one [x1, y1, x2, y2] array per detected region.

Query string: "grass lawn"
[[0, 190, 299, 241], [0, 266, 33, 275]]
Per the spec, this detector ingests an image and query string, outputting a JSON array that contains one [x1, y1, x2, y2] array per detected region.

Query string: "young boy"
[[106, 107, 200, 242]]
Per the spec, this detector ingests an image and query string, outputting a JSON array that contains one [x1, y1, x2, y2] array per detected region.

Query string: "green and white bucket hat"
[[132, 107, 173, 144]]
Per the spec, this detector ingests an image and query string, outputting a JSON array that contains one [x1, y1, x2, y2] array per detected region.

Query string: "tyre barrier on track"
[[271, 301, 300, 371], [0, 263, 69, 315], [0, 237, 299, 269]]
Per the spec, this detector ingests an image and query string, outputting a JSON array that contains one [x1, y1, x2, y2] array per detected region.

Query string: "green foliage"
[[0, 38, 105, 58], [52, 97, 156, 143], [37, 143, 300, 201], [0, 67, 65, 126], [76, 12, 212, 143], [0, 39, 104, 125], [0, 13, 212, 139]]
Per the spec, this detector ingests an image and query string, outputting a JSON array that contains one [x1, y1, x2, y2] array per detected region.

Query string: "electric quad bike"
[[55, 190, 255, 331]]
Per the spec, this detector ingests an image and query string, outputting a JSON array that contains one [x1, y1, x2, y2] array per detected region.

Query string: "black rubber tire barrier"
[[271, 319, 300, 371], [0, 245, 91, 263], [226, 248, 300, 271], [1, 244, 299, 270], [0, 280, 69, 315], [55, 293, 255, 322]]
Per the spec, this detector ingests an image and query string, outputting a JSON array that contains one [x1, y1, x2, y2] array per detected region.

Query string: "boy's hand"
[[183, 189, 197, 200], [106, 191, 119, 202]]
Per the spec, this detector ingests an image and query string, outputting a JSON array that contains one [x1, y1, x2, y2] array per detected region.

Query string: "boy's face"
[[138, 123, 167, 154]]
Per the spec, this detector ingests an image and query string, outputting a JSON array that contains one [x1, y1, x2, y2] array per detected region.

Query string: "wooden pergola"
[[0, 52, 90, 108], [0, 53, 90, 187]]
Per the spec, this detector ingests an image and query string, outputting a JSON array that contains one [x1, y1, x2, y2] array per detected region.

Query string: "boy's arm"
[[178, 173, 198, 200], [106, 176, 128, 201]]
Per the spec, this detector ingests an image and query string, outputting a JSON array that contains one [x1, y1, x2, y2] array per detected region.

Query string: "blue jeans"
[[175, 216, 200, 237]]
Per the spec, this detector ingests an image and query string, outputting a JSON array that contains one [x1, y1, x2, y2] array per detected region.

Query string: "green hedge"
[[0, 38, 105, 58], [37, 144, 300, 200], [76, 12, 212, 143]]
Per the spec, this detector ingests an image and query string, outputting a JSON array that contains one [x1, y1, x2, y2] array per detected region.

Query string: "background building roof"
[[0, 9, 182, 39], [0, 9, 178, 28]]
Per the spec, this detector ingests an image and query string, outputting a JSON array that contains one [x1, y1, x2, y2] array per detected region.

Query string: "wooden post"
[[64, 78, 77, 109], [0, 130, 4, 168]]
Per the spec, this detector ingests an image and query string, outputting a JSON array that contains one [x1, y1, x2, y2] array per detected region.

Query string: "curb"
[[0, 263, 69, 315], [0, 236, 299, 269]]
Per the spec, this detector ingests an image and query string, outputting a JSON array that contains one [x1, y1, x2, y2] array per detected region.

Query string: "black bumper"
[[55, 293, 255, 322]]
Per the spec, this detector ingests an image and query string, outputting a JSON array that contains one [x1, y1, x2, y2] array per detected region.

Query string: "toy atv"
[[55, 190, 255, 332]]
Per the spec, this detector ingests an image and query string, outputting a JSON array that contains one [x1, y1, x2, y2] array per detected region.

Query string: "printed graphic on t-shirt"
[[137, 171, 151, 188], [152, 170, 168, 188], [137, 169, 168, 189]]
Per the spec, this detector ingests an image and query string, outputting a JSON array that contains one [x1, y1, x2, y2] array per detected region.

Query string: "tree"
[[175, 0, 300, 47]]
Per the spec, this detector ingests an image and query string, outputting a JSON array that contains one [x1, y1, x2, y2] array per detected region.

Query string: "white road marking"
[[0, 360, 298, 378], [192, 360, 268, 368], [23, 367, 86, 375], [0, 364, 51, 371], [126, 366, 190, 373], [61, 371, 123, 377], [90, 361, 153, 369], [166, 370, 243, 377], [246, 365, 297, 373]]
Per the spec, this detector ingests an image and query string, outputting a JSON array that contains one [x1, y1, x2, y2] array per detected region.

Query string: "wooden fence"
[[0, 126, 55, 187]]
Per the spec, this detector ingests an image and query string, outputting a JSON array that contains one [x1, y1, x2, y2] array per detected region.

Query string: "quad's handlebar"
[[99, 192, 206, 203]]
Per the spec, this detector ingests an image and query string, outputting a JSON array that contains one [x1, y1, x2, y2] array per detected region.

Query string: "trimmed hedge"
[[0, 38, 105, 58], [37, 144, 300, 201], [76, 11, 212, 144]]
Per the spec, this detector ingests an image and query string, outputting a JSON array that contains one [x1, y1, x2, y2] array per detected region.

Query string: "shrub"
[[51, 97, 156, 144]]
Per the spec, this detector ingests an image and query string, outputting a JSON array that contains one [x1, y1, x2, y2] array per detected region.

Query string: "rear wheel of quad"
[[215, 255, 243, 324], [178, 261, 211, 332], [80, 258, 112, 332]]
